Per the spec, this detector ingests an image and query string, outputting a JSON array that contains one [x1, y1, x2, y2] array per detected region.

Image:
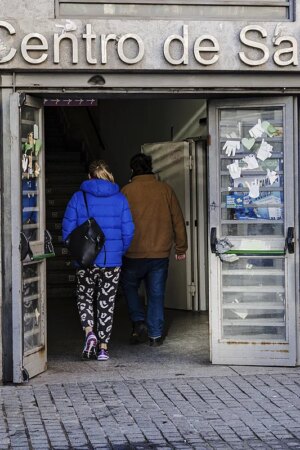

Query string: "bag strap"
[[81, 190, 107, 265], [103, 243, 107, 266], [81, 190, 90, 218]]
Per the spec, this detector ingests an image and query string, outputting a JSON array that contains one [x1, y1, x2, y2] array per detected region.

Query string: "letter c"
[[0, 21, 17, 63]]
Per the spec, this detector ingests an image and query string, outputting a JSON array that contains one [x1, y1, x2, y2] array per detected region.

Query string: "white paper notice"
[[257, 139, 273, 161], [227, 160, 242, 179]]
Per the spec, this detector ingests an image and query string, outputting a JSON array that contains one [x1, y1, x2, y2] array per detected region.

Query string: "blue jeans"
[[121, 257, 169, 338]]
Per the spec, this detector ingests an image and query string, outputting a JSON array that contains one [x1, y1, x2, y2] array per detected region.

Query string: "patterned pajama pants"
[[76, 266, 121, 344]]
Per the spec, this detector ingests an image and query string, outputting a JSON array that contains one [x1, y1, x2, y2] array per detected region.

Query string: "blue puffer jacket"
[[62, 179, 134, 267]]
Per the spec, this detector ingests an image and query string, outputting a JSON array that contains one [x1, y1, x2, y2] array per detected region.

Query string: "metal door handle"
[[286, 227, 295, 254], [210, 227, 217, 253]]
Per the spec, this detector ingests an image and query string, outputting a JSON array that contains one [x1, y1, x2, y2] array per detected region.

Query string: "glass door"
[[208, 97, 296, 366], [10, 93, 48, 382]]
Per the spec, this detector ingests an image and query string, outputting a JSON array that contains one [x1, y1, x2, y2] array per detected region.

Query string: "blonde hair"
[[88, 160, 114, 182]]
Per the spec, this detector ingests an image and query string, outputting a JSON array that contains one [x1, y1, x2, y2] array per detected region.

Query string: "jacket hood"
[[80, 179, 120, 197]]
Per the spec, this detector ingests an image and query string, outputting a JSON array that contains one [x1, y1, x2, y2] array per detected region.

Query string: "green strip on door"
[[226, 250, 285, 256]]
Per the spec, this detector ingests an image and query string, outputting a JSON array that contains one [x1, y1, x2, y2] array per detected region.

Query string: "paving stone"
[[1, 373, 300, 448]]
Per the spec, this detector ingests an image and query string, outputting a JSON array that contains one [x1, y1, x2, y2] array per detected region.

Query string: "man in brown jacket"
[[121, 153, 188, 346]]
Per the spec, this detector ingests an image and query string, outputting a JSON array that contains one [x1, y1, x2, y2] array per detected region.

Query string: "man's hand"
[[175, 253, 186, 261]]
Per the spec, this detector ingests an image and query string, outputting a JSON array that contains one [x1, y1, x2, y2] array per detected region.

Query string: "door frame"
[[194, 139, 208, 312], [1, 81, 299, 381], [142, 140, 194, 311], [2, 87, 20, 383], [10, 93, 23, 383]]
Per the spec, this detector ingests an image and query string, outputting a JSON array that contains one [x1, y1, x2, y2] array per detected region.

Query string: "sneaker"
[[97, 348, 109, 361], [149, 336, 164, 347], [81, 332, 97, 360], [130, 321, 148, 345]]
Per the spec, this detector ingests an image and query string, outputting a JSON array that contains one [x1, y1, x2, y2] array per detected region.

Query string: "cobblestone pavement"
[[1, 372, 300, 449]]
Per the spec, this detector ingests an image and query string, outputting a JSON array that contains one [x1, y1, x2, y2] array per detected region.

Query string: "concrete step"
[[45, 144, 66, 152], [46, 173, 85, 183], [47, 257, 74, 271], [46, 208, 66, 220], [45, 136, 65, 145], [46, 197, 69, 208], [46, 221, 62, 232], [52, 245, 69, 256], [46, 185, 78, 196], [47, 272, 76, 285], [46, 152, 82, 162], [45, 133, 65, 141], [45, 109, 86, 304], [45, 165, 85, 175], [48, 234, 63, 245], [45, 137, 83, 152], [47, 286, 75, 299]]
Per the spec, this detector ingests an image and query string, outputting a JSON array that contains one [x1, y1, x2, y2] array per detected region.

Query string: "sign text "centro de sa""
[[0, 22, 298, 67]]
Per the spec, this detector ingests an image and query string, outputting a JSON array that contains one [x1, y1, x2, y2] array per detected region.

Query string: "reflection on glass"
[[219, 107, 286, 341], [220, 107, 284, 226], [222, 223, 284, 236], [23, 263, 42, 352], [21, 107, 41, 242], [21, 106, 35, 121], [222, 257, 286, 340], [21, 105, 43, 354]]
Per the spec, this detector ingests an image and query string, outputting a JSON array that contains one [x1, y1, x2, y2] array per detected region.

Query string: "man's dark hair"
[[130, 153, 153, 177]]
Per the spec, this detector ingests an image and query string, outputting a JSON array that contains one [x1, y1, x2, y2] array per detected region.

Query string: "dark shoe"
[[130, 321, 148, 345], [149, 336, 164, 347], [81, 332, 97, 360]]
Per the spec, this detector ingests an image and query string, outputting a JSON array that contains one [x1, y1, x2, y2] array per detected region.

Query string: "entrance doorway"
[[44, 98, 210, 372], [9, 92, 298, 382]]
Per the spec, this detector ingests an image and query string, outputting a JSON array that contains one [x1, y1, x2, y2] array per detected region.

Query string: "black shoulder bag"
[[65, 191, 106, 268]]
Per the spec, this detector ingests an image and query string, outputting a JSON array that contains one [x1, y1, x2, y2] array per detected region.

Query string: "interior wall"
[[95, 99, 207, 186]]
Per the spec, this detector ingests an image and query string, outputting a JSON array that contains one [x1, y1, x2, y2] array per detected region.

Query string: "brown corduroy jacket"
[[122, 174, 188, 258]]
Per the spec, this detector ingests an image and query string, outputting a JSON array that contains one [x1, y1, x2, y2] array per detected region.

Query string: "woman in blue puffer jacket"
[[62, 160, 134, 361]]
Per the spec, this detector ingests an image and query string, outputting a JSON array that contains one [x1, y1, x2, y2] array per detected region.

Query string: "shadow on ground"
[[39, 296, 211, 384]]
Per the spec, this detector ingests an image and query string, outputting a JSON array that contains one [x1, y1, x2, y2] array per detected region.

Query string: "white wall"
[[0, 0, 54, 18]]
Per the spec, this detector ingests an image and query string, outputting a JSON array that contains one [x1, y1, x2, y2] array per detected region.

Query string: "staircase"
[[45, 108, 87, 332]]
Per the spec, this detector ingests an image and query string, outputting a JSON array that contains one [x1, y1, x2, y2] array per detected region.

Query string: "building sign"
[[0, 20, 299, 71]]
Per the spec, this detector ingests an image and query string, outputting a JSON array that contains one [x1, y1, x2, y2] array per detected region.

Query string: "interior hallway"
[[42, 100, 212, 385]]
